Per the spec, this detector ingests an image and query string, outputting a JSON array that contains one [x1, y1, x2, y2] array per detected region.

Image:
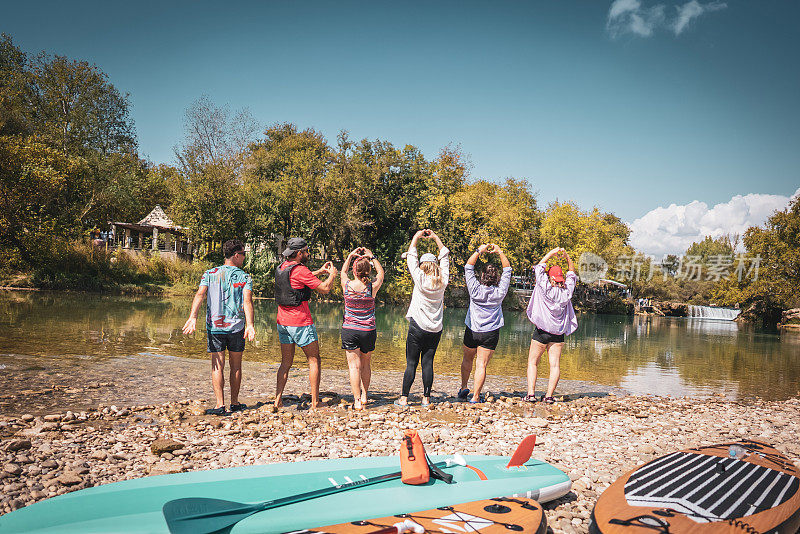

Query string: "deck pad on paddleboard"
[[590, 439, 800, 533], [0, 454, 570, 533], [289, 497, 547, 534]]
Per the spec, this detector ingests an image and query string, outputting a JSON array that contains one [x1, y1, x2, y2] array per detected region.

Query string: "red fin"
[[507, 434, 536, 468]]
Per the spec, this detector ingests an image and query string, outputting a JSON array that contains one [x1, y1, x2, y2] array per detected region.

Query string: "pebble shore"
[[1, 372, 799, 534]]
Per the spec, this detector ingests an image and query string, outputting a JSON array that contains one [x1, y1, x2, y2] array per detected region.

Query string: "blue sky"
[[3, 1, 799, 253]]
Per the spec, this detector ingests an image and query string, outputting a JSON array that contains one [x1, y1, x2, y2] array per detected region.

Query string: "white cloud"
[[607, 0, 726, 39], [628, 188, 800, 256], [672, 0, 727, 35], [609, 0, 641, 19]]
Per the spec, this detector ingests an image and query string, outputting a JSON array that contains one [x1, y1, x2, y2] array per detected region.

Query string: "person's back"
[[525, 247, 578, 405], [343, 278, 376, 331], [273, 237, 338, 410], [203, 264, 252, 332], [398, 229, 449, 408], [465, 261, 512, 333], [458, 244, 512, 404], [275, 259, 317, 328], [527, 262, 578, 336], [406, 247, 450, 333], [340, 248, 384, 410], [182, 239, 255, 415]]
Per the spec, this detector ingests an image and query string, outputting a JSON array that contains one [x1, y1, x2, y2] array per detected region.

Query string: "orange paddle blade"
[[506, 435, 536, 468]]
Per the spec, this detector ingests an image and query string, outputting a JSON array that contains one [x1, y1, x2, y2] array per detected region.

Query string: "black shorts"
[[207, 329, 245, 353], [341, 328, 377, 353], [463, 326, 500, 351], [531, 325, 565, 345]]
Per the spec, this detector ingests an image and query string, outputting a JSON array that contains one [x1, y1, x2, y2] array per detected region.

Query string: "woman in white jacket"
[[395, 229, 449, 407]]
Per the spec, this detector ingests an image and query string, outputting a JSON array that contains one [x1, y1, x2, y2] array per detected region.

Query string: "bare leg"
[[228, 351, 243, 405], [360, 352, 372, 405], [472, 347, 494, 401], [300, 340, 321, 409], [527, 340, 547, 396], [210, 351, 226, 408], [275, 343, 295, 408], [345, 349, 363, 409], [545, 342, 564, 397], [460, 345, 477, 390]]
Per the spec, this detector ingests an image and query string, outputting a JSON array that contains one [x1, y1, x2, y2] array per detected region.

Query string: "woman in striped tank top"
[[340, 247, 384, 410]]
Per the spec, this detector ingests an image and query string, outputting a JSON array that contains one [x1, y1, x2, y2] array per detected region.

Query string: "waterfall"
[[688, 305, 741, 321]]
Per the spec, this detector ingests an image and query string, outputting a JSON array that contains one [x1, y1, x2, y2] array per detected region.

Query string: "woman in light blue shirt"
[[457, 243, 512, 403]]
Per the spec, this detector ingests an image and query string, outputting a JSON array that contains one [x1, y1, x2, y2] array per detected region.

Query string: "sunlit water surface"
[[1, 291, 798, 413]]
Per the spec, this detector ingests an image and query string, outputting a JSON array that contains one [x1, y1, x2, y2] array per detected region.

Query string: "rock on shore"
[[1, 394, 799, 534]]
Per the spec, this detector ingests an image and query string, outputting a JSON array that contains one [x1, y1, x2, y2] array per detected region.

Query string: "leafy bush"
[[25, 240, 212, 293], [243, 248, 277, 296]]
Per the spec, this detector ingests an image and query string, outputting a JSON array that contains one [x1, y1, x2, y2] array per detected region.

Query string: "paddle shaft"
[[181, 460, 451, 521]]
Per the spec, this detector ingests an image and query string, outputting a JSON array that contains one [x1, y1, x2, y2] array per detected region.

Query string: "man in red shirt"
[[274, 237, 337, 409]]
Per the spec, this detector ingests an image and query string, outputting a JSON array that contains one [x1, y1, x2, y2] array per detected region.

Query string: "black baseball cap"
[[282, 237, 309, 257]]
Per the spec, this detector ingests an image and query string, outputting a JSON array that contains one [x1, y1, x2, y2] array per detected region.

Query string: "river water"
[[0, 291, 798, 414]]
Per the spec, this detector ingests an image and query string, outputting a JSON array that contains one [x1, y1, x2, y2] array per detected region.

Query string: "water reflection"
[[685, 318, 739, 336], [0, 291, 798, 401], [619, 362, 739, 398]]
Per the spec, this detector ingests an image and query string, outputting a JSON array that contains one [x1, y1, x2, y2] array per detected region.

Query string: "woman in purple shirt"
[[525, 247, 578, 404], [458, 243, 512, 403]]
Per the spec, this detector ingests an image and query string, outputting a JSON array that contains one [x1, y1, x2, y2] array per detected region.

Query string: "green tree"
[[96, 157, 173, 225], [243, 123, 331, 248], [29, 53, 135, 156], [324, 134, 428, 262], [713, 196, 800, 322], [171, 96, 258, 248], [447, 178, 540, 273], [539, 201, 632, 267], [0, 34, 34, 137], [1, 34, 144, 262], [416, 145, 467, 231], [685, 235, 735, 264], [0, 135, 89, 264]]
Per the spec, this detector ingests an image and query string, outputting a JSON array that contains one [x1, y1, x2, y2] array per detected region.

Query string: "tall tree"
[[713, 196, 800, 321], [0, 136, 89, 264], [243, 123, 330, 247], [447, 178, 541, 273], [29, 54, 135, 155], [176, 94, 258, 173], [1, 35, 144, 264], [539, 201, 631, 262], [0, 34, 33, 137], [171, 96, 259, 246]]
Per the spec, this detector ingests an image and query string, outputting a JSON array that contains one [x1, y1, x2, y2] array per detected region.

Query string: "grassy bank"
[[0, 243, 418, 301], [0, 243, 623, 314], [0, 242, 212, 296]]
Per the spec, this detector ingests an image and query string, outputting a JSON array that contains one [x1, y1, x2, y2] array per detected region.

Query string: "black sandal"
[[205, 406, 226, 415], [523, 394, 538, 403], [229, 403, 246, 412], [542, 396, 556, 405]]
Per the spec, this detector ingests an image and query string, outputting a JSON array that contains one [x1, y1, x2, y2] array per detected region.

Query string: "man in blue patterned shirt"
[[183, 239, 255, 415]]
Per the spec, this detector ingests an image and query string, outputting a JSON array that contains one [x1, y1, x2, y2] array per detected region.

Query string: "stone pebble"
[[0, 385, 799, 533]]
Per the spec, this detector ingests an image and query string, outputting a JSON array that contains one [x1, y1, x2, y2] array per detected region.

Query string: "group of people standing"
[[182, 232, 578, 414]]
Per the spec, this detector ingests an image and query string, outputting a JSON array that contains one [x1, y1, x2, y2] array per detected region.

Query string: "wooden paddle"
[[162, 455, 467, 534]]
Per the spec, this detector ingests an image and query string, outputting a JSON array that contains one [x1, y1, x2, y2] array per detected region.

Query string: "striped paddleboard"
[[290, 497, 547, 534], [590, 439, 800, 533]]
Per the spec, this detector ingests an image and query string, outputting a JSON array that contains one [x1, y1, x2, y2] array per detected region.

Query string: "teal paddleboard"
[[0, 455, 571, 533]]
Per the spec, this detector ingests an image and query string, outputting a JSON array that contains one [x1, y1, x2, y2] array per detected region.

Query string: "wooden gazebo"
[[109, 206, 195, 261]]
